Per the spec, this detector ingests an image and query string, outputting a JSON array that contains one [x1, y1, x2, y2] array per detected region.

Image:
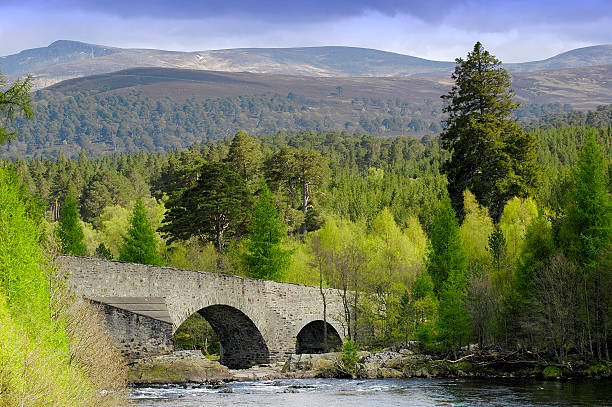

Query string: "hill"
[[2, 64, 610, 160], [2, 41, 612, 89]]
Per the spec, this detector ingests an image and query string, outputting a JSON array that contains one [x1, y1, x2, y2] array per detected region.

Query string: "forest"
[[1, 42, 611, 385], [4, 116, 611, 361], [0, 83, 582, 160]]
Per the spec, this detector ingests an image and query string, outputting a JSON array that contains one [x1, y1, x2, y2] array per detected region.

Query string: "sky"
[[0, 0, 611, 62]]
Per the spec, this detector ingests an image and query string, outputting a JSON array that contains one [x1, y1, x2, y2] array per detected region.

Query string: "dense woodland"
[[3, 120, 611, 359], [1, 43, 611, 376], [1, 85, 579, 159]]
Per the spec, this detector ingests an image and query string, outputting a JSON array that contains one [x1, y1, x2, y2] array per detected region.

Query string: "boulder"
[[128, 351, 232, 384]]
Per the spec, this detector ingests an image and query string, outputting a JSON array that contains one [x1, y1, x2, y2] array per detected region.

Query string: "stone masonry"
[[58, 256, 347, 368]]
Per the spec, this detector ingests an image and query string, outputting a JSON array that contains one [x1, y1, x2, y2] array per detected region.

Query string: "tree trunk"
[[342, 277, 351, 341], [288, 179, 296, 210], [319, 259, 328, 352]]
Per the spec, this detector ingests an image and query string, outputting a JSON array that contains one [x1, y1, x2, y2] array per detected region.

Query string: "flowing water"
[[131, 378, 612, 406]]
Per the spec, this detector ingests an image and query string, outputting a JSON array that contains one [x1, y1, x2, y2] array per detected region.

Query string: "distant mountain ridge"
[[2, 40, 612, 89]]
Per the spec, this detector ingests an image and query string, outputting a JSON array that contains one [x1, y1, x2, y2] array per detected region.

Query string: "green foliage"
[[499, 197, 539, 263], [437, 263, 471, 355], [559, 134, 612, 270], [161, 162, 251, 251], [426, 198, 466, 295], [243, 182, 292, 280], [57, 193, 87, 256], [0, 168, 105, 405], [441, 42, 540, 221], [225, 131, 263, 187], [424, 199, 470, 354], [542, 366, 563, 379], [460, 190, 494, 269], [487, 225, 507, 272], [0, 73, 33, 144], [1, 102, 610, 359], [95, 243, 113, 260], [341, 340, 359, 374], [172, 313, 219, 355], [119, 198, 163, 265], [402, 270, 438, 345], [165, 238, 218, 273], [515, 216, 555, 303]]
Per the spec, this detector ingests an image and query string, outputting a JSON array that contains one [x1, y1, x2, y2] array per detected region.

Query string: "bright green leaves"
[[119, 198, 163, 266], [243, 183, 292, 280]]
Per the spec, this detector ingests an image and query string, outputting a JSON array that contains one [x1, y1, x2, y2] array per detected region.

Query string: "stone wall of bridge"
[[58, 256, 347, 368]]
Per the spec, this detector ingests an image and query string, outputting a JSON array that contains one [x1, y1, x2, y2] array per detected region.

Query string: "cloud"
[[0, 0, 610, 61], [9, 0, 469, 22]]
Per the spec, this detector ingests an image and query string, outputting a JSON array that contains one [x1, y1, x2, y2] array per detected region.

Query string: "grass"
[[0, 168, 127, 406]]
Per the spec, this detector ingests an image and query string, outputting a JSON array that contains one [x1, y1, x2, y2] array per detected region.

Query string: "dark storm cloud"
[[9, 0, 466, 21], [8, 0, 612, 27]]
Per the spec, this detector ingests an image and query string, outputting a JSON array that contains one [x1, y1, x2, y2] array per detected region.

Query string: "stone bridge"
[[58, 256, 347, 368]]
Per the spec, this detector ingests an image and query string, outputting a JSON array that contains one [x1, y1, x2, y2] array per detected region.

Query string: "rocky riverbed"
[[127, 349, 612, 385]]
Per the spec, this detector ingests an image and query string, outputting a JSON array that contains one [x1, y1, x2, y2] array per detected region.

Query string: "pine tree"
[[560, 133, 612, 270], [558, 134, 612, 359], [161, 162, 250, 251], [427, 198, 470, 355], [243, 182, 292, 280], [426, 198, 467, 295], [441, 42, 540, 222], [119, 199, 163, 265], [437, 266, 471, 357], [224, 131, 263, 186], [57, 193, 87, 256], [0, 72, 33, 144]]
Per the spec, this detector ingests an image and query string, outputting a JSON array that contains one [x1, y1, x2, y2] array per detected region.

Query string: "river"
[[131, 378, 612, 406]]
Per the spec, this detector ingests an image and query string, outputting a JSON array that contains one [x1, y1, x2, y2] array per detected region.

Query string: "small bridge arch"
[[59, 256, 347, 367]]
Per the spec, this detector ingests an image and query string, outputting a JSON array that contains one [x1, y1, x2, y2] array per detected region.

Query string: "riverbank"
[[127, 349, 611, 385]]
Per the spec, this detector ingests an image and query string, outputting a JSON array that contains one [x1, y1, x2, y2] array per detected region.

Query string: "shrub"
[[341, 340, 359, 374]]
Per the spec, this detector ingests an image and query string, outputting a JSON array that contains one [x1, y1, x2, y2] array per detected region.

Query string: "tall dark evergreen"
[[57, 193, 87, 256], [224, 131, 263, 187], [119, 199, 163, 265], [161, 162, 250, 251], [441, 42, 539, 221]]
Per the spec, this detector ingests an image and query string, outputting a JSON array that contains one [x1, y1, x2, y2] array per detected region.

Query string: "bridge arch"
[[187, 304, 270, 368], [174, 297, 278, 369], [296, 320, 343, 353]]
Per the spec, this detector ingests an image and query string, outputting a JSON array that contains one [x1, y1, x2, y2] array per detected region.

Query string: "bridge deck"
[[89, 296, 173, 324]]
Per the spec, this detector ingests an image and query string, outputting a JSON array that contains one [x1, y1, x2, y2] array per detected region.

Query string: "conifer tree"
[[224, 131, 263, 186], [426, 198, 467, 295], [427, 199, 470, 355], [243, 182, 291, 280], [0, 72, 33, 144], [441, 42, 539, 222], [119, 199, 163, 265], [437, 265, 471, 357], [560, 133, 612, 270], [57, 193, 87, 256], [161, 162, 250, 251]]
